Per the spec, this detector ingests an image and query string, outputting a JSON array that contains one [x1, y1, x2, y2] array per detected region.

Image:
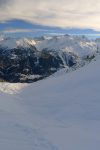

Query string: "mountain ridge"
[[0, 35, 99, 83]]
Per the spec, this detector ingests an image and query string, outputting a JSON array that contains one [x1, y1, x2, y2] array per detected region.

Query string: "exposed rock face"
[[0, 46, 78, 83]]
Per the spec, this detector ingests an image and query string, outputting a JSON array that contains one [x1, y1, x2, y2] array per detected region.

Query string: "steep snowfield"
[[0, 54, 100, 150]]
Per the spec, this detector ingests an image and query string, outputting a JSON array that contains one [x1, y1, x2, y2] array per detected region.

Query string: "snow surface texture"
[[0, 54, 100, 150]]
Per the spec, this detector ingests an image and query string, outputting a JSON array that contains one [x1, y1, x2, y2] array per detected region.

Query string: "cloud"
[[2, 28, 51, 34], [0, 0, 8, 6], [2, 28, 33, 34], [0, 0, 100, 30]]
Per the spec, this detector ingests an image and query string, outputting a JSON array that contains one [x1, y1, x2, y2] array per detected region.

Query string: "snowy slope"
[[0, 54, 100, 150]]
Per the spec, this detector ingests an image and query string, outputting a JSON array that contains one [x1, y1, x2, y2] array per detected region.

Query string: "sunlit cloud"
[[0, 0, 100, 30]]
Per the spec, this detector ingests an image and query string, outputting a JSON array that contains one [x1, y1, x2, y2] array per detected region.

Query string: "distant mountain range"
[[0, 35, 99, 82]]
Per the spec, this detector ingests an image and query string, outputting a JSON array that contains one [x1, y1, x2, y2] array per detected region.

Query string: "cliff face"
[[0, 46, 78, 82]]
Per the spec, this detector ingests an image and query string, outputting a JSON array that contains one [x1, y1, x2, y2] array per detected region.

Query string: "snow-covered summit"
[[0, 37, 36, 49], [0, 35, 98, 58], [36, 35, 97, 58]]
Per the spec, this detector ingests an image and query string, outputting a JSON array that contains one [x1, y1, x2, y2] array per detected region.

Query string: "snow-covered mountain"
[[0, 51, 100, 150], [0, 35, 99, 82], [0, 37, 36, 49], [36, 35, 97, 58]]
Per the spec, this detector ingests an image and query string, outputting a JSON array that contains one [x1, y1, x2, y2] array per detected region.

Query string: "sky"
[[0, 0, 100, 36]]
